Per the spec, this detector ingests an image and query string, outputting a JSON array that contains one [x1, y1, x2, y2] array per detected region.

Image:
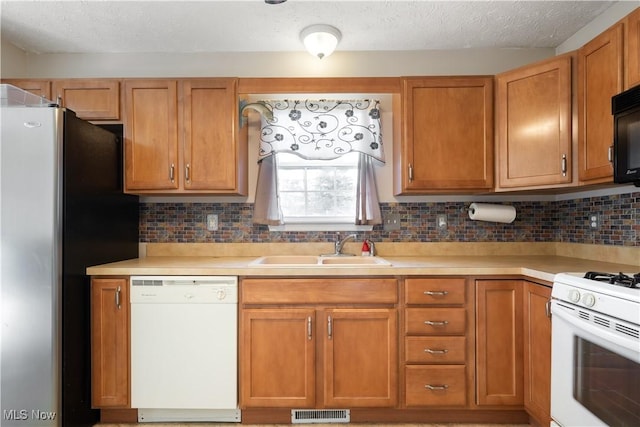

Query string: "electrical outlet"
[[437, 214, 447, 229], [589, 214, 600, 229], [206, 214, 219, 231], [383, 214, 401, 231]]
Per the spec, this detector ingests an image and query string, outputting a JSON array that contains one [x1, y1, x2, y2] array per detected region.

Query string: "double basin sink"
[[250, 255, 392, 267]]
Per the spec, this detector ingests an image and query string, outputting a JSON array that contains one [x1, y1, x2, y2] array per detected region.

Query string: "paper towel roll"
[[468, 203, 516, 223]]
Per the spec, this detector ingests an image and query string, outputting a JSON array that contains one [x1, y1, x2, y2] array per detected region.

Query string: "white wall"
[[5, 48, 553, 79], [0, 38, 27, 77], [556, 1, 638, 54]]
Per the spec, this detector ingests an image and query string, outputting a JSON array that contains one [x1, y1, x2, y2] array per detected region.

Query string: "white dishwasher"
[[130, 276, 240, 423]]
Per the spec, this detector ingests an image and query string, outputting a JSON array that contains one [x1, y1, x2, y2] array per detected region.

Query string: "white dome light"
[[300, 24, 341, 59]]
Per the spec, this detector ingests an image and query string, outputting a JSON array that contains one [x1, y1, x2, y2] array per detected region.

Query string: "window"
[[277, 152, 359, 223], [251, 99, 385, 230]]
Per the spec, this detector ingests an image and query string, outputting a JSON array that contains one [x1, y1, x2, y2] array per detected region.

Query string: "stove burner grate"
[[584, 271, 640, 289]]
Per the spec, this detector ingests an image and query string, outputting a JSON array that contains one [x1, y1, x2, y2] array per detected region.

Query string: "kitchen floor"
[[96, 424, 530, 427]]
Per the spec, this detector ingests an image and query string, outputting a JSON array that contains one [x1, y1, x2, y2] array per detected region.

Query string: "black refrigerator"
[[1, 84, 139, 427]]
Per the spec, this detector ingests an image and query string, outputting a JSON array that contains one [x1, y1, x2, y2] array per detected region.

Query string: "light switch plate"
[[383, 214, 401, 231], [437, 214, 447, 229]]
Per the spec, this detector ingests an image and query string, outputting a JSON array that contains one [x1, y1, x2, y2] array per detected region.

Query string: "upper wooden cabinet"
[[578, 23, 624, 183], [52, 79, 120, 120], [2, 79, 51, 100], [394, 77, 494, 194], [123, 78, 247, 195], [625, 7, 640, 89], [495, 55, 573, 190], [124, 79, 179, 191]]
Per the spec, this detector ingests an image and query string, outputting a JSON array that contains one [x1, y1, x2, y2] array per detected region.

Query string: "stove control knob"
[[568, 289, 581, 303], [582, 293, 596, 307]]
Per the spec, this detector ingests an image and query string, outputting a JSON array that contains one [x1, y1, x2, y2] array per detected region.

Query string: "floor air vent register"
[[291, 409, 350, 424]]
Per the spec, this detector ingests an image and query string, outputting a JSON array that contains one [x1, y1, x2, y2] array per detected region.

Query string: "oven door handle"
[[551, 300, 640, 359]]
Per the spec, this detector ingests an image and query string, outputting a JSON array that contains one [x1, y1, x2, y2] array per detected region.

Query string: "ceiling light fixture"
[[264, 0, 287, 4], [300, 24, 341, 59]]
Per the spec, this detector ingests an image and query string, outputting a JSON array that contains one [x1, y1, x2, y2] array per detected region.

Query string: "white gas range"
[[550, 271, 640, 427]]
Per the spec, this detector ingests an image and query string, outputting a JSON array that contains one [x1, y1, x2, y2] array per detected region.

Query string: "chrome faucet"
[[334, 233, 357, 256]]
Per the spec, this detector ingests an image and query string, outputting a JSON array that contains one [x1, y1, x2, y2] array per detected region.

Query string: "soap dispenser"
[[361, 240, 371, 256]]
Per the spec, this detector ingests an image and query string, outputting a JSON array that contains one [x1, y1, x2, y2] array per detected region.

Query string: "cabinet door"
[[626, 7, 640, 89], [91, 278, 129, 408], [2, 79, 51, 99], [395, 77, 493, 194], [323, 308, 398, 407], [475, 280, 523, 406], [578, 23, 624, 182], [52, 79, 120, 120], [240, 309, 316, 408], [523, 282, 552, 426], [182, 79, 246, 194], [496, 55, 573, 188], [124, 79, 179, 191]]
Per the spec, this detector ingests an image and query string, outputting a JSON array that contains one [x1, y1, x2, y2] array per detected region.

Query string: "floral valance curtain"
[[258, 99, 385, 163]]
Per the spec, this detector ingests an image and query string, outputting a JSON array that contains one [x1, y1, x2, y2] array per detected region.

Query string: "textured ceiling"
[[0, 0, 617, 55]]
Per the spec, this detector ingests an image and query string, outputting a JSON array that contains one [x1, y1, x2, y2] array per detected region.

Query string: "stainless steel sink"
[[249, 255, 319, 265], [249, 255, 391, 267], [319, 256, 391, 266]]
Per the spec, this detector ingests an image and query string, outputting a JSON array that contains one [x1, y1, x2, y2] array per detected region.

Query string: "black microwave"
[[612, 84, 640, 186]]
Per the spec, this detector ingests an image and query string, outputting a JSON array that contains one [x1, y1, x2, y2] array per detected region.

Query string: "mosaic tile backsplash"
[[140, 191, 640, 246]]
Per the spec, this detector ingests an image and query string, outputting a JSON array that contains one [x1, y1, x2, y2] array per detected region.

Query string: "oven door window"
[[574, 336, 640, 426]]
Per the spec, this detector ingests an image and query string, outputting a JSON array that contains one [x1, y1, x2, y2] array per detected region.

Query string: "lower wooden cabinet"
[[90, 277, 130, 408], [475, 279, 524, 407], [523, 281, 552, 426], [403, 277, 473, 408], [239, 278, 398, 409]]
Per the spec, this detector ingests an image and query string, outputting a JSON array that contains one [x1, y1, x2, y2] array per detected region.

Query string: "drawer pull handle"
[[424, 320, 449, 326], [425, 384, 449, 391], [307, 316, 312, 340], [424, 348, 448, 354], [424, 290, 448, 296]]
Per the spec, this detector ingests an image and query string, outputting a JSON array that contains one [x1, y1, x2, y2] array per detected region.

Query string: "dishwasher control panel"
[[130, 276, 238, 303]]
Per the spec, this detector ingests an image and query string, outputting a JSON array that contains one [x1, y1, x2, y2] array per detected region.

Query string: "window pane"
[[280, 192, 305, 216], [307, 169, 335, 190], [275, 152, 359, 224], [279, 169, 305, 191], [307, 191, 336, 216]]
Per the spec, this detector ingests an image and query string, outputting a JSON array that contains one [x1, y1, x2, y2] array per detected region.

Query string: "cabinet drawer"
[[405, 336, 466, 364], [241, 278, 397, 304], [405, 365, 466, 407], [405, 278, 466, 305], [406, 308, 466, 335]]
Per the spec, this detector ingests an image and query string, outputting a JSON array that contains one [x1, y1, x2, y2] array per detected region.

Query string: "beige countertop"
[[86, 254, 639, 283]]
